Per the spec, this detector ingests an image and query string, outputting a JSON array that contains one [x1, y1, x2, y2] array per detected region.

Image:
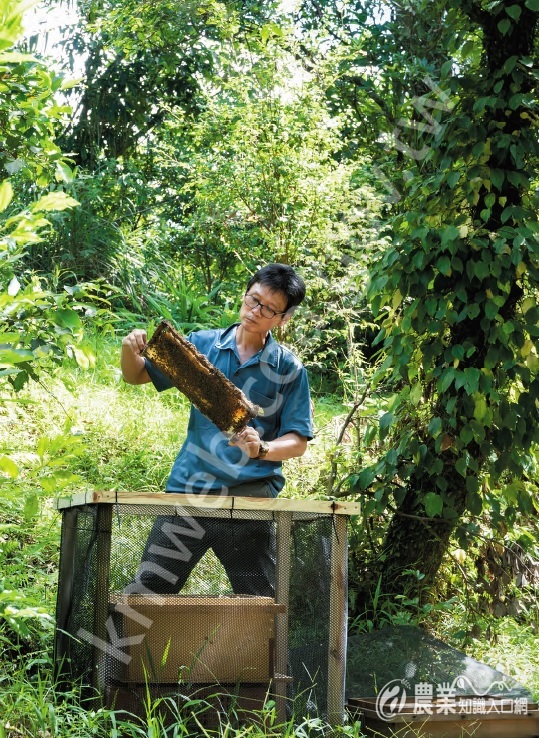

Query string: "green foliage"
[[57, 0, 280, 168], [0, 176, 105, 389], [0, 426, 86, 642], [466, 618, 539, 701], [23, 159, 136, 280], [2, 0, 539, 728], [0, 0, 115, 393], [150, 39, 369, 293], [0, 0, 116, 660], [186, 76, 352, 266], [0, 0, 73, 183], [343, 0, 539, 602], [112, 254, 231, 334], [349, 568, 459, 634]]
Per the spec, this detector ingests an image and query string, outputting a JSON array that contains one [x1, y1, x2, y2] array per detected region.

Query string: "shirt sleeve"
[[144, 357, 174, 391], [277, 365, 314, 440]]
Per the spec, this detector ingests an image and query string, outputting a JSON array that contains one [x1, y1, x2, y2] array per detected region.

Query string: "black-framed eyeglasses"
[[243, 293, 288, 319]]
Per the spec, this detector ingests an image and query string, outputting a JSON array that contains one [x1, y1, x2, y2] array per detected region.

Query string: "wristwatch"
[[256, 440, 270, 459]]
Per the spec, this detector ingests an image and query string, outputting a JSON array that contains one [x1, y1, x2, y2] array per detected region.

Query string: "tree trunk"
[[378, 465, 467, 601]]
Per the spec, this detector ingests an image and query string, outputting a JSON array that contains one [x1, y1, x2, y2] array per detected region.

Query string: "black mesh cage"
[[54, 494, 357, 727]]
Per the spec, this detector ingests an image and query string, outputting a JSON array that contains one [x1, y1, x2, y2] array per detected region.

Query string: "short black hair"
[[246, 263, 306, 312]]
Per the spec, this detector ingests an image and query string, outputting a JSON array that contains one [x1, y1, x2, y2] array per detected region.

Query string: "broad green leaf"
[[53, 308, 82, 331], [424, 492, 443, 517], [23, 493, 39, 521], [485, 300, 498, 319], [0, 456, 19, 478], [55, 161, 74, 184], [410, 382, 422, 405], [363, 424, 378, 446], [0, 347, 34, 365], [474, 260, 490, 280], [467, 303, 480, 319], [0, 180, 13, 211], [435, 476, 448, 491], [485, 347, 500, 370], [463, 368, 480, 394], [466, 489, 483, 515], [447, 171, 460, 189], [31, 192, 80, 212], [428, 416, 442, 437], [505, 5, 521, 20], [465, 476, 480, 495], [441, 225, 459, 247], [490, 169, 504, 190], [354, 468, 376, 491], [460, 40, 476, 59], [455, 456, 467, 477], [0, 332, 21, 343], [60, 76, 83, 90], [440, 368, 455, 393], [460, 424, 474, 445], [36, 436, 49, 462], [473, 396, 488, 421], [509, 93, 523, 110], [260, 22, 283, 44], [70, 345, 90, 369], [484, 193, 496, 209], [379, 412, 394, 431], [436, 255, 451, 275], [504, 481, 524, 504]]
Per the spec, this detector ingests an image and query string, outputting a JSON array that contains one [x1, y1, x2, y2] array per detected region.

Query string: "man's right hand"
[[121, 329, 151, 384]]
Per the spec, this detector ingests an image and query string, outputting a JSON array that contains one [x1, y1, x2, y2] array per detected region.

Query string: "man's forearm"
[[261, 432, 308, 462]]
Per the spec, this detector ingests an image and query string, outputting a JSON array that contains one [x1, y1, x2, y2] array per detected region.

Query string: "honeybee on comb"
[[142, 321, 261, 435]]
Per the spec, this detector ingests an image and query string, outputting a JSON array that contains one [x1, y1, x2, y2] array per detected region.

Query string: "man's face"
[[240, 282, 289, 332]]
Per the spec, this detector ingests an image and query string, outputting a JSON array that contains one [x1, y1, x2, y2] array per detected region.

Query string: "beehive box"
[[110, 594, 285, 683]]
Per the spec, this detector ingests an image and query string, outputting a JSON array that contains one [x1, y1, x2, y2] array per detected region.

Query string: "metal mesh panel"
[[54, 502, 348, 724], [346, 625, 533, 699]]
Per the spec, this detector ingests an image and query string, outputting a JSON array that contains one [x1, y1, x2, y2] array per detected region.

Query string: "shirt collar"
[[216, 323, 279, 367]]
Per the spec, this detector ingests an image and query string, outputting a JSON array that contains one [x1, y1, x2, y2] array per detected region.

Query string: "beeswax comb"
[[142, 320, 260, 435]]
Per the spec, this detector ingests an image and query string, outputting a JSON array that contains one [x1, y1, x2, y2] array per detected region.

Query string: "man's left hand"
[[228, 427, 264, 458]]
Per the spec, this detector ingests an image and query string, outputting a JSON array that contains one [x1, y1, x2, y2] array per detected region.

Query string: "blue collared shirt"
[[144, 324, 313, 496]]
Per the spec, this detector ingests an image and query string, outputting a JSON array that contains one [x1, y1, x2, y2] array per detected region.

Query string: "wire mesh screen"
[[55, 501, 347, 724], [346, 625, 533, 700]]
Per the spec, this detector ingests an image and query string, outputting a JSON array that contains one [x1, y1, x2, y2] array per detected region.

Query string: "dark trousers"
[[128, 483, 276, 597]]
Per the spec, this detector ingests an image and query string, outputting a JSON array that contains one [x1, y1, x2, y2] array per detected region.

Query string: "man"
[[121, 263, 313, 596]]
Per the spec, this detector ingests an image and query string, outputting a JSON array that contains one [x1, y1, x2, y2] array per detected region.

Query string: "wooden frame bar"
[[327, 514, 348, 726], [274, 510, 293, 722], [56, 491, 360, 517]]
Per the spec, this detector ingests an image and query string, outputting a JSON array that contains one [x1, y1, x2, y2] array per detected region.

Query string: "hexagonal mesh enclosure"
[[54, 493, 359, 726]]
